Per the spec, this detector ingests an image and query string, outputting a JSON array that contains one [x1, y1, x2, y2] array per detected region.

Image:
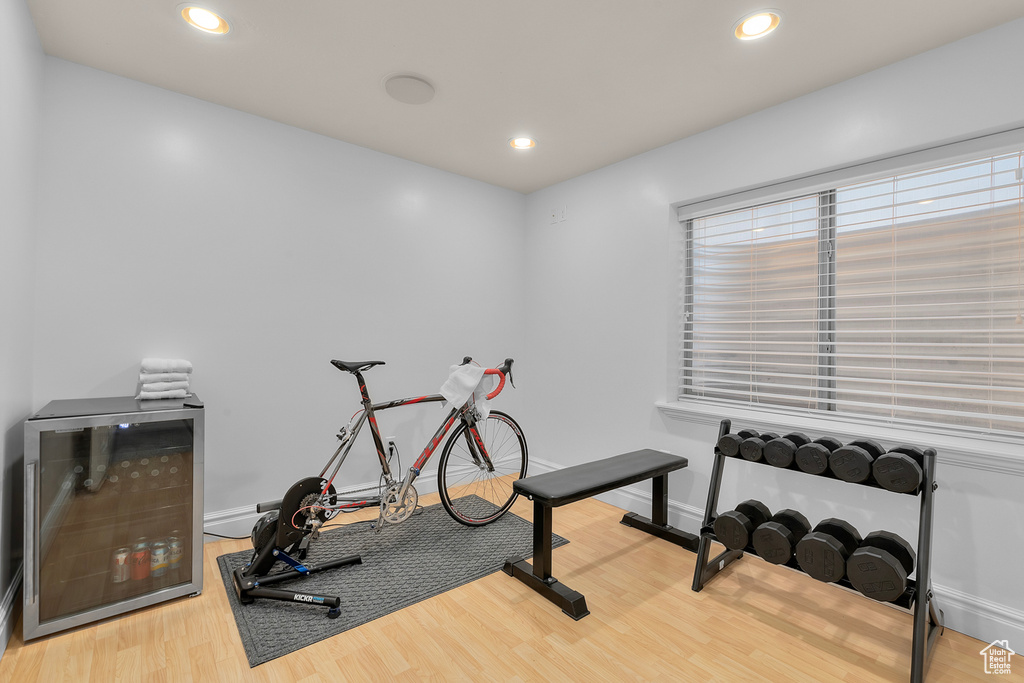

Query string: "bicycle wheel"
[[437, 410, 527, 526]]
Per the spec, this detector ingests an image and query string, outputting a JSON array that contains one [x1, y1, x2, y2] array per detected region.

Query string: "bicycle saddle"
[[330, 359, 385, 374]]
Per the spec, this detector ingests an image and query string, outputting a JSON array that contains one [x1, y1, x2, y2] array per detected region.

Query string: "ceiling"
[[26, 1, 1024, 194]]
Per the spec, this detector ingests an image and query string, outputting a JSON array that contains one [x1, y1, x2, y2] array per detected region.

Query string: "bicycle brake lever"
[[502, 358, 515, 388]]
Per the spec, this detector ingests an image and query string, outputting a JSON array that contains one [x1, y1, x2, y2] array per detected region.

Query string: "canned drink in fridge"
[[167, 536, 183, 570], [111, 547, 131, 583], [150, 541, 169, 577], [130, 539, 151, 580]]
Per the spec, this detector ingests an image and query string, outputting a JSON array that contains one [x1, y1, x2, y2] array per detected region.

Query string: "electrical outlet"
[[558, 205, 567, 222]]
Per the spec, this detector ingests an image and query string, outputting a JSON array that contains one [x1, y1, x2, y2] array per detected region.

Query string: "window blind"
[[681, 151, 1024, 435]]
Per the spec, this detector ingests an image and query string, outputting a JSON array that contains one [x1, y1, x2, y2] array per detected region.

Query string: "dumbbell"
[[738, 432, 780, 462], [794, 436, 844, 475], [713, 500, 772, 551], [763, 433, 811, 468], [795, 518, 862, 583], [751, 509, 811, 564], [872, 445, 925, 493], [846, 531, 917, 602], [829, 439, 886, 483], [717, 429, 760, 458]]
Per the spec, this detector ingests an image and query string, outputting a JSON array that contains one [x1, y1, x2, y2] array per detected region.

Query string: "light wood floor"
[[0, 490, 1004, 682]]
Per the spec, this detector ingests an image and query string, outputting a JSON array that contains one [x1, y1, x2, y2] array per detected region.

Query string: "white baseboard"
[[526, 454, 559, 475], [593, 481, 705, 532], [202, 455, 694, 538], [934, 583, 1024, 649], [203, 503, 264, 541], [204, 455, 559, 540], [202, 473, 454, 540], [0, 565, 23, 665]]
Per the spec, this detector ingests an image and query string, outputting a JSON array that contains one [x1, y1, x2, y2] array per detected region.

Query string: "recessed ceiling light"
[[509, 137, 536, 150], [182, 6, 230, 34], [734, 11, 780, 40], [383, 74, 436, 105]]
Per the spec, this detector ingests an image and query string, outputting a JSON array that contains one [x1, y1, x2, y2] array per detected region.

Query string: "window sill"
[[656, 400, 1024, 475]]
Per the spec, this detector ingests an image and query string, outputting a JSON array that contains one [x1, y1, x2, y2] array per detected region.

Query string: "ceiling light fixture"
[[509, 137, 536, 150], [734, 10, 781, 40], [181, 6, 230, 34]]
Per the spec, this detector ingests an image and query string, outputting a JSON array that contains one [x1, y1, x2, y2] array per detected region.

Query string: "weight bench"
[[502, 449, 698, 620]]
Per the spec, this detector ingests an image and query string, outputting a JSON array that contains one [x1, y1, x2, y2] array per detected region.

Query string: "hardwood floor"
[[0, 491, 1002, 682]]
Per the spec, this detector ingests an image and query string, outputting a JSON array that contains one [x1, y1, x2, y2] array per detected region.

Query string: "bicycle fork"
[[462, 410, 496, 473]]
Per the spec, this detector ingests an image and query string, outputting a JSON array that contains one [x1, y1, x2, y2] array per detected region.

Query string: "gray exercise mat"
[[216, 496, 567, 667]]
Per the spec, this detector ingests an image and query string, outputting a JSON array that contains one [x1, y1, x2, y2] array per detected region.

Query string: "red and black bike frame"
[[316, 368, 500, 510]]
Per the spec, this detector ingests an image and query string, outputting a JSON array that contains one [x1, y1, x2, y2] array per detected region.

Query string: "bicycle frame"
[[315, 370, 492, 514]]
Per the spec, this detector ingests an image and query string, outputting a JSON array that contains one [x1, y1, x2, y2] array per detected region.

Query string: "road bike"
[[253, 356, 527, 541], [233, 356, 529, 616]]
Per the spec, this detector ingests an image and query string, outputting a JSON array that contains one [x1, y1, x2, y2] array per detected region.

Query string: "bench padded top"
[[513, 449, 688, 507]]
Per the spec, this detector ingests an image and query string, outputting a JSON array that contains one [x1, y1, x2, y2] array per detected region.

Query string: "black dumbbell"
[[751, 509, 811, 564], [829, 439, 886, 483], [795, 518, 862, 583], [739, 432, 780, 462], [872, 445, 925, 493], [717, 429, 760, 458], [794, 436, 844, 475], [846, 530, 917, 602], [713, 500, 772, 551], [763, 433, 811, 468]]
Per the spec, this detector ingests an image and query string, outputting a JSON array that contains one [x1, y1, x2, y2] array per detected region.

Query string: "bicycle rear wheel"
[[437, 410, 527, 526]]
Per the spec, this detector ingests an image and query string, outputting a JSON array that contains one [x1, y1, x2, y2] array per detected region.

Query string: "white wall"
[[32, 59, 527, 532], [0, 0, 43, 657], [522, 18, 1024, 646]]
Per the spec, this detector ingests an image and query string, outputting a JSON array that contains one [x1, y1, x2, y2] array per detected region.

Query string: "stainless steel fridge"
[[23, 395, 204, 640]]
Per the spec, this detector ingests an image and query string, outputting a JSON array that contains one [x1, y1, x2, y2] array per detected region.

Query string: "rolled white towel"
[[137, 389, 188, 400], [141, 358, 193, 374], [141, 381, 189, 393], [139, 372, 190, 383]]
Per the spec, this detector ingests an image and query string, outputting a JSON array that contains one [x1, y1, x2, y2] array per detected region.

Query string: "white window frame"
[[660, 127, 1024, 464]]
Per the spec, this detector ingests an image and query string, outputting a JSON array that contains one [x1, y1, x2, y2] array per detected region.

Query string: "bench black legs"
[[503, 499, 591, 620], [503, 470, 698, 620], [620, 473, 701, 551], [534, 502, 552, 579]]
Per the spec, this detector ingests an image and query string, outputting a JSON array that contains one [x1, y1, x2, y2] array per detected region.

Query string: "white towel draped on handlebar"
[[439, 364, 496, 419]]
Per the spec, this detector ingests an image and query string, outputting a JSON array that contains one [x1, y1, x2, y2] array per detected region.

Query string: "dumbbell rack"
[[691, 419, 944, 683]]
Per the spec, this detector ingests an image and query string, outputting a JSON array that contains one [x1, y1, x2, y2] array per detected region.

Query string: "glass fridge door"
[[34, 418, 196, 625]]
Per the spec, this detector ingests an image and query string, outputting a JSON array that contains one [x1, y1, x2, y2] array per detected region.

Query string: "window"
[[680, 151, 1024, 435]]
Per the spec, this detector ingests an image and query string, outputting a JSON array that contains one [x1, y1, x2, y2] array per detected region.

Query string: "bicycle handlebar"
[[462, 357, 515, 401], [483, 369, 505, 400]]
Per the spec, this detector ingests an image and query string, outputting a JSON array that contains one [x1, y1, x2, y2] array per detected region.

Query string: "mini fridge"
[[23, 395, 204, 640]]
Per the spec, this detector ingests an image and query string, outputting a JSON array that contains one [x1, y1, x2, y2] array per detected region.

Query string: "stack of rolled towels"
[[137, 358, 193, 400]]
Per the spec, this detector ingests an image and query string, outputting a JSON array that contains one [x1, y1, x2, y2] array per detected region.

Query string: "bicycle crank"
[[379, 484, 418, 525]]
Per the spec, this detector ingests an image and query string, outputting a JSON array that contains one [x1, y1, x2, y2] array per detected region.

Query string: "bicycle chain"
[[314, 482, 391, 514], [330, 483, 387, 497]]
